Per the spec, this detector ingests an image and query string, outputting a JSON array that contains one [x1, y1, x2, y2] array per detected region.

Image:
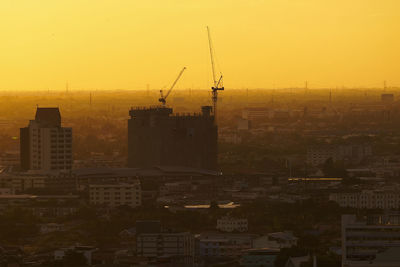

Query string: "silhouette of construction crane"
[[159, 67, 186, 106], [207, 26, 224, 123]]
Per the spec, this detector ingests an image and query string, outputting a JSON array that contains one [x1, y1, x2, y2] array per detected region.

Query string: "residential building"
[[20, 107, 72, 172], [198, 233, 255, 258], [0, 151, 20, 167], [285, 255, 311, 267], [342, 214, 400, 267], [54, 246, 97, 265], [40, 223, 65, 234], [89, 182, 141, 208], [241, 248, 280, 267], [253, 231, 298, 249], [307, 144, 372, 166], [330, 190, 400, 209], [217, 216, 248, 232], [242, 107, 269, 120], [136, 231, 194, 265]]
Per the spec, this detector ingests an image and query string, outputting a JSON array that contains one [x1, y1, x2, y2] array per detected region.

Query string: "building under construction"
[[128, 106, 218, 170]]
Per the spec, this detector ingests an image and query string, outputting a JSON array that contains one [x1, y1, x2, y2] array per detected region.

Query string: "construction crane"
[[207, 26, 224, 123], [159, 67, 186, 106]]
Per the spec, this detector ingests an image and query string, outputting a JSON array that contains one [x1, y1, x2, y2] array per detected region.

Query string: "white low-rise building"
[[89, 182, 141, 208], [217, 216, 248, 232], [330, 190, 400, 209]]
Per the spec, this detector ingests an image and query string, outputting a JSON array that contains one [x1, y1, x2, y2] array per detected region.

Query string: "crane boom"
[[207, 26, 224, 123], [159, 67, 186, 106], [207, 26, 217, 87]]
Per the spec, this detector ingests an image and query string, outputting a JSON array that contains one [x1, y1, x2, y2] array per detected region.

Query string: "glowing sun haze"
[[0, 0, 399, 90]]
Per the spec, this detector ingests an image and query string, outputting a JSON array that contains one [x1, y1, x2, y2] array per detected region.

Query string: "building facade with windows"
[[89, 182, 141, 208], [136, 232, 194, 265], [342, 214, 400, 267], [216, 216, 248, 232], [20, 108, 72, 172], [128, 106, 217, 170], [330, 191, 400, 209]]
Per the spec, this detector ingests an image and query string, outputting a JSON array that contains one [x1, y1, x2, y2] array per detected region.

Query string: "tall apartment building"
[[342, 214, 400, 267], [20, 108, 72, 172], [128, 106, 217, 170], [89, 182, 141, 208]]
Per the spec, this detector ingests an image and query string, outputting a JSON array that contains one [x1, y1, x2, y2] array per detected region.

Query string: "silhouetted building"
[[128, 106, 217, 170], [20, 107, 72, 172]]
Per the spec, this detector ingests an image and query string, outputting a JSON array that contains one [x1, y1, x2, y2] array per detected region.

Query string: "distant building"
[[237, 118, 250, 131], [285, 255, 310, 267], [241, 248, 280, 267], [54, 246, 97, 265], [0, 171, 75, 193], [0, 151, 20, 167], [381, 93, 394, 103], [330, 190, 400, 209], [217, 216, 248, 233], [307, 144, 372, 166], [253, 231, 298, 249], [89, 182, 141, 208], [128, 106, 217, 170], [136, 232, 194, 265], [342, 214, 400, 266], [20, 107, 72, 172], [242, 107, 269, 120], [0, 188, 15, 195], [198, 233, 255, 258], [40, 223, 65, 234]]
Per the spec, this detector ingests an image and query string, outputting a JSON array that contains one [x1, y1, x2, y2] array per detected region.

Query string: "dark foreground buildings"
[[128, 106, 217, 170], [20, 107, 72, 172]]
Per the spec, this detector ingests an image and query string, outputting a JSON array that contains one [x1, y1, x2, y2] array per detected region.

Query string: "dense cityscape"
[[1, 87, 400, 266], [1, 0, 399, 266]]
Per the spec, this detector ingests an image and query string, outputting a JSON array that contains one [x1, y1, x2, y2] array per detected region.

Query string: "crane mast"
[[159, 67, 186, 106], [207, 26, 224, 124]]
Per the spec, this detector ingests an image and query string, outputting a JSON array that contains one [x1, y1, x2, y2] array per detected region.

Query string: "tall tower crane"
[[207, 26, 224, 123], [159, 67, 186, 106]]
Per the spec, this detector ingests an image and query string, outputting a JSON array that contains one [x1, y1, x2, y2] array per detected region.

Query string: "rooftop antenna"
[[384, 80, 387, 91], [207, 26, 224, 124]]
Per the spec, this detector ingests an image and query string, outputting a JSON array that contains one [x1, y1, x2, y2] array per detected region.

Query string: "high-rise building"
[[20, 107, 72, 172], [128, 106, 217, 170]]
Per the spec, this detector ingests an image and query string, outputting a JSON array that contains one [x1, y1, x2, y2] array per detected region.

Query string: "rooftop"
[[35, 107, 61, 127]]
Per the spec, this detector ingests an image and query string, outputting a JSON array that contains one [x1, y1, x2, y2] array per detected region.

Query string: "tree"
[[62, 250, 87, 267]]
